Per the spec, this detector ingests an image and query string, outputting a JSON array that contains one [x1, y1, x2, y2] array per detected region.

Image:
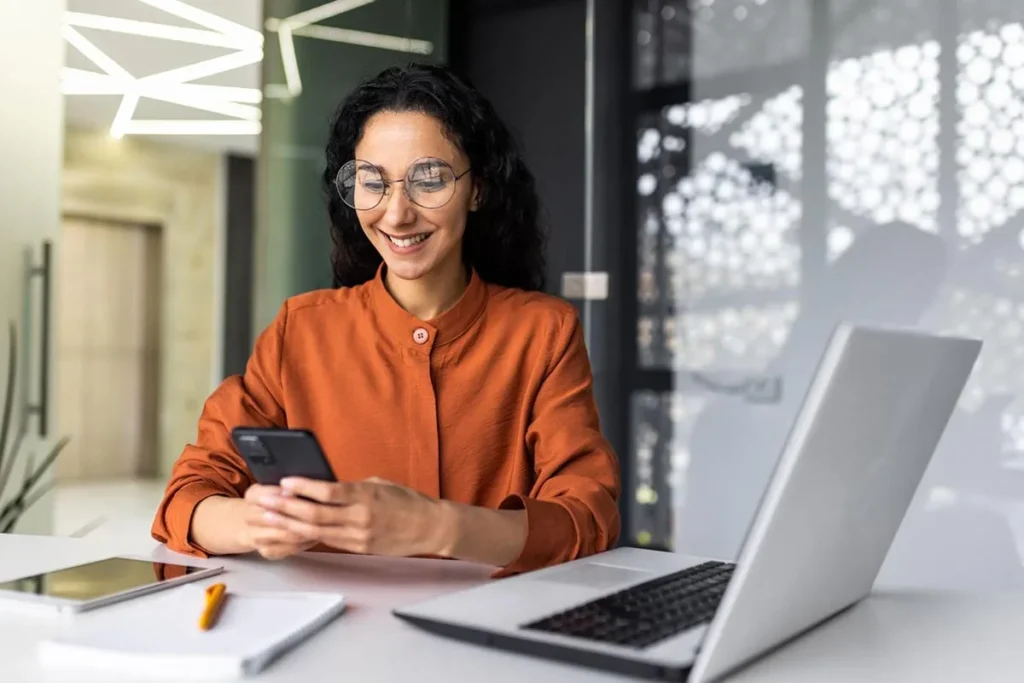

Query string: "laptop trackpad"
[[533, 563, 654, 590]]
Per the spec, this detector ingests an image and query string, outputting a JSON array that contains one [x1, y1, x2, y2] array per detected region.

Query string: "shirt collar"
[[368, 263, 488, 349]]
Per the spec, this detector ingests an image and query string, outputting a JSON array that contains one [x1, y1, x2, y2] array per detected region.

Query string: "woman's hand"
[[253, 477, 450, 557], [240, 485, 319, 559], [189, 492, 317, 559]]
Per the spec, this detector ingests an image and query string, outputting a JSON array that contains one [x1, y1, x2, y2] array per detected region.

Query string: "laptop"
[[394, 324, 982, 682]]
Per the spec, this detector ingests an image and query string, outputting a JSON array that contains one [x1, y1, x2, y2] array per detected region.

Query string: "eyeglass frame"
[[334, 157, 472, 211]]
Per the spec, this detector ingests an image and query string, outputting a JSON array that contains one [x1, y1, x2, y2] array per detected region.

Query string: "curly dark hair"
[[322, 62, 547, 291]]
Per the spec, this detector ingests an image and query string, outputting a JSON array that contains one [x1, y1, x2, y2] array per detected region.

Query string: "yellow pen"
[[198, 582, 227, 631]]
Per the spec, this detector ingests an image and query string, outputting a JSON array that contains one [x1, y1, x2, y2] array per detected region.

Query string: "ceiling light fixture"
[[135, 0, 263, 45], [63, 11, 258, 49], [62, 0, 440, 137], [264, 0, 435, 99], [61, 73, 263, 105], [138, 48, 263, 85], [61, 25, 131, 79], [110, 92, 140, 139], [119, 120, 263, 136], [144, 91, 262, 121], [291, 23, 433, 54], [61, 0, 263, 138]]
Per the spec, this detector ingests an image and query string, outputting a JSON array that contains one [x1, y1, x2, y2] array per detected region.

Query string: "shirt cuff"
[[151, 481, 229, 558], [492, 494, 577, 578]]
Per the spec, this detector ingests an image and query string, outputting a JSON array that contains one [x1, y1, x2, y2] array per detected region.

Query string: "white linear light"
[[277, 26, 302, 99], [61, 72, 262, 123], [61, 67, 127, 89], [120, 120, 262, 135], [61, 25, 131, 78], [64, 11, 256, 49], [138, 49, 263, 84], [265, 0, 436, 99], [282, 0, 375, 30], [110, 92, 140, 139], [61, 0, 263, 138], [63, 0, 438, 137], [294, 24, 432, 54], [136, 0, 263, 45], [62, 71, 262, 104], [145, 91, 261, 121]]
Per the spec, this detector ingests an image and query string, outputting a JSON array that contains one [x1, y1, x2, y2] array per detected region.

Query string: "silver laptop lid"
[[690, 324, 981, 683]]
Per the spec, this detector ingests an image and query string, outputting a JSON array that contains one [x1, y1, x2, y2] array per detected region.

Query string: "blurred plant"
[[0, 321, 69, 533]]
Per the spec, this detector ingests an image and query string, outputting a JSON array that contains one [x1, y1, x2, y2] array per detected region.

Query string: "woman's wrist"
[[190, 495, 253, 555], [431, 499, 527, 567], [430, 499, 462, 558]]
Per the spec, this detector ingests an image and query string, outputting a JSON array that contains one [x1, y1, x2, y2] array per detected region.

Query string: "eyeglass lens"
[[337, 158, 459, 210]]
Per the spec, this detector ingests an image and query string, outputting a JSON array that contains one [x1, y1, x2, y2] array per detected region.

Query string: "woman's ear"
[[469, 182, 481, 211]]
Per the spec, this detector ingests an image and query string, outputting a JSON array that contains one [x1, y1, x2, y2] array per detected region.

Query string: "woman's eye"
[[360, 179, 386, 193], [412, 178, 447, 192]]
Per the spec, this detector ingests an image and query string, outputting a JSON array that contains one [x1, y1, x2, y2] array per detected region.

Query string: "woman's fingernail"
[[263, 510, 282, 524], [260, 495, 279, 507]]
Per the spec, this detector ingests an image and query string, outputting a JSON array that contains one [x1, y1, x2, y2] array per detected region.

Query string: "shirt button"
[[412, 327, 429, 344]]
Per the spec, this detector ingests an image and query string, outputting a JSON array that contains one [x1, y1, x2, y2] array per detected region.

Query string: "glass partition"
[[630, 0, 1024, 590]]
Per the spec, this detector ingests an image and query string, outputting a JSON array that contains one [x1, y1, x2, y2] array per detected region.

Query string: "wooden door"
[[55, 217, 161, 480]]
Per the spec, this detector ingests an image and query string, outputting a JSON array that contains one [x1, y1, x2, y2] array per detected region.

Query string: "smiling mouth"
[[382, 231, 431, 248]]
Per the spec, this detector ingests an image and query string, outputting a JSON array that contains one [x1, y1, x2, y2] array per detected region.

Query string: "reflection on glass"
[[633, 0, 811, 88], [631, 0, 1024, 587], [0, 558, 201, 601], [630, 391, 708, 548]]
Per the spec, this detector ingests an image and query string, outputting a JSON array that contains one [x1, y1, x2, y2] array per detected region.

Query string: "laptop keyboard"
[[522, 560, 736, 649]]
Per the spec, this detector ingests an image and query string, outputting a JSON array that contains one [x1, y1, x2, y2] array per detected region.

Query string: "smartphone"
[[231, 427, 337, 485]]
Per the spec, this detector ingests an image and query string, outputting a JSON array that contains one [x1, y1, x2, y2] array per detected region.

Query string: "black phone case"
[[231, 428, 337, 485]]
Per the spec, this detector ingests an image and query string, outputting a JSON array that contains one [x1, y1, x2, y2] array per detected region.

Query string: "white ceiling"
[[63, 0, 264, 155]]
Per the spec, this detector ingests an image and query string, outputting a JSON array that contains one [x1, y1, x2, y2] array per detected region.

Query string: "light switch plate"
[[561, 272, 609, 300]]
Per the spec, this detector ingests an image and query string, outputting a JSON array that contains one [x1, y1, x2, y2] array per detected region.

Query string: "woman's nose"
[[379, 184, 415, 227]]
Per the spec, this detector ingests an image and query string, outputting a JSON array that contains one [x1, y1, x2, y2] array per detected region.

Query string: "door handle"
[[23, 240, 51, 438]]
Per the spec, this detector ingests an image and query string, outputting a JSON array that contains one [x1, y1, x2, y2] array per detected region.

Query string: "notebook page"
[[39, 583, 345, 670]]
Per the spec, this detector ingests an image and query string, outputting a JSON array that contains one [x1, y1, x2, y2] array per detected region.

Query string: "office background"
[[0, 0, 1022, 591]]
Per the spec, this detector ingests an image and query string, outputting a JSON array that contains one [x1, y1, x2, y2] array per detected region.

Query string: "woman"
[[151, 63, 621, 577]]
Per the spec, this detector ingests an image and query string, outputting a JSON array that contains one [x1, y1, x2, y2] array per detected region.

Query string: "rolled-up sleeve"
[[494, 309, 621, 577], [150, 304, 289, 556]]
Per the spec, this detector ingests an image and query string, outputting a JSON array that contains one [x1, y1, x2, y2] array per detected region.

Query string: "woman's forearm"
[[189, 495, 253, 555], [436, 501, 528, 567]]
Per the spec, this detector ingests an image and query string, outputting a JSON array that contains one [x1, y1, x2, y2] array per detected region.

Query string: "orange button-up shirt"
[[151, 266, 621, 576]]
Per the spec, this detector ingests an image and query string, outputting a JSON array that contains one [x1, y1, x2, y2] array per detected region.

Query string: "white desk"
[[2, 528, 1023, 682]]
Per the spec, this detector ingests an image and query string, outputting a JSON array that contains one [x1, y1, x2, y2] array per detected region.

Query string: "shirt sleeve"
[[494, 307, 622, 577], [150, 303, 289, 556]]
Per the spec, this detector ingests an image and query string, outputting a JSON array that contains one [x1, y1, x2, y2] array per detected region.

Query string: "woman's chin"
[[381, 254, 434, 282]]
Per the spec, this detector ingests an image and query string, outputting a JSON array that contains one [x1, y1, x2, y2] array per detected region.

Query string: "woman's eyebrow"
[[358, 157, 458, 177]]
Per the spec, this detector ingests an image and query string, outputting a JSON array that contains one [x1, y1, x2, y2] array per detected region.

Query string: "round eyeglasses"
[[335, 157, 471, 211]]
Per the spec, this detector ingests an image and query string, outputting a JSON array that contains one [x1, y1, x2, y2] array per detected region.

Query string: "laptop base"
[[394, 612, 693, 682]]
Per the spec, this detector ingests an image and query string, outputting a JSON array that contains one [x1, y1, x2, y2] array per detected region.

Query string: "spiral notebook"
[[37, 583, 346, 679]]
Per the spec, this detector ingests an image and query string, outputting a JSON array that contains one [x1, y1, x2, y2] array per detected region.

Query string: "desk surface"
[[2, 527, 1023, 682]]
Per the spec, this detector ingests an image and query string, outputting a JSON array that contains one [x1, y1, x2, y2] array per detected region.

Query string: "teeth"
[[387, 233, 428, 248]]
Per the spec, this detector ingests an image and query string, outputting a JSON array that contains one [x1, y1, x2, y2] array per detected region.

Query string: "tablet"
[[0, 556, 224, 615]]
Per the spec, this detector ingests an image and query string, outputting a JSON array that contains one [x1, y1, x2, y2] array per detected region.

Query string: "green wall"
[[255, 0, 449, 333]]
